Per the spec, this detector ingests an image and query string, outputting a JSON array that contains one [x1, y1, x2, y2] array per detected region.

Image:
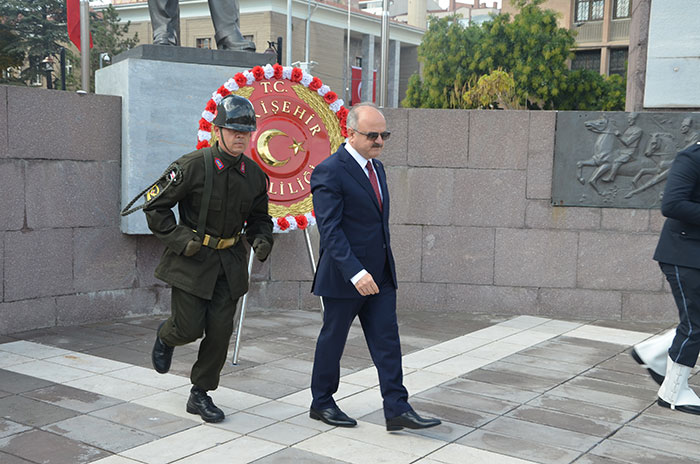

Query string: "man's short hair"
[[347, 102, 383, 130]]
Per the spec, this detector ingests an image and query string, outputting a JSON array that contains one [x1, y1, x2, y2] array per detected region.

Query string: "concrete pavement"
[[1, 309, 699, 464]]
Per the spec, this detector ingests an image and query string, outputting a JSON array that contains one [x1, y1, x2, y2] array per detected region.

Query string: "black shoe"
[[386, 410, 441, 431], [217, 35, 255, 52], [309, 406, 357, 427], [187, 386, 225, 423], [153, 34, 177, 46], [151, 321, 174, 374], [657, 398, 700, 415], [630, 349, 665, 385]]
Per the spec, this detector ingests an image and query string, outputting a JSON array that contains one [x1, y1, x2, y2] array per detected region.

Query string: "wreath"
[[196, 63, 348, 233]]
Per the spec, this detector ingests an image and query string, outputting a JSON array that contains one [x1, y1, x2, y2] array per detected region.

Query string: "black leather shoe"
[[386, 410, 441, 431], [657, 398, 700, 415], [151, 321, 174, 374], [309, 406, 357, 427], [217, 35, 255, 52], [187, 386, 225, 423]]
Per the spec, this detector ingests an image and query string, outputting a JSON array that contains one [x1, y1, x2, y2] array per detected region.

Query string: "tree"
[[0, 0, 68, 85], [67, 5, 139, 91], [403, 0, 625, 110]]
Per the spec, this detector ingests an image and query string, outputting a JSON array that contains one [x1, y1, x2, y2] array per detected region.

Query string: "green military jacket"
[[144, 143, 273, 300]]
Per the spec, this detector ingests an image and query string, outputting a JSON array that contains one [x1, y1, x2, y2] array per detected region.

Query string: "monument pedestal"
[[96, 45, 273, 234]]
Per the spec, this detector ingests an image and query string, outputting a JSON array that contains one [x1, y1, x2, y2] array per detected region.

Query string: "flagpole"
[[80, 0, 90, 92]]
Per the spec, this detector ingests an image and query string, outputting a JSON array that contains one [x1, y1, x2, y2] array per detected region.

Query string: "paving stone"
[[627, 414, 700, 443], [590, 439, 698, 464], [218, 374, 300, 399], [526, 394, 639, 424], [415, 386, 519, 416], [481, 359, 577, 383], [566, 376, 657, 401], [498, 353, 590, 376], [0, 395, 79, 427], [89, 402, 199, 437], [457, 429, 581, 464], [0, 429, 109, 463], [507, 404, 620, 437], [249, 421, 320, 446], [250, 446, 348, 464], [84, 344, 152, 368], [482, 416, 601, 452], [441, 378, 541, 404], [574, 454, 630, 464], [23, 384, 122, 413], [641, 402, 700, 427], [546, 384, 654, 412], [0, 418, 30, 439], [0, 369, 54, 394], [581, 366, 660, 391], [43, 415, 158, 453], [0, 451, 35, 464], [461, 368, 563, 393], [518, 343, 614, 366]]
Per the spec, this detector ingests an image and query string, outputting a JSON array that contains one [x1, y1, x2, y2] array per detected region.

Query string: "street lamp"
[[41, 56, 55, 89], [99, 52, 111, 69]]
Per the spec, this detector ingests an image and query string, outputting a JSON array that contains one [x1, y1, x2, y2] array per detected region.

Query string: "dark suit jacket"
[[310, 144, 397, 298], [653, 143, 700, 269]]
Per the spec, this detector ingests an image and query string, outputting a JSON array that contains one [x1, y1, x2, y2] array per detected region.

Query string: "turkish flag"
[[66, 0, 93, 50]]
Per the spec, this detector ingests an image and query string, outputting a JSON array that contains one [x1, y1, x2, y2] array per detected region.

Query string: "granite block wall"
[[0, 86, 675, 335]]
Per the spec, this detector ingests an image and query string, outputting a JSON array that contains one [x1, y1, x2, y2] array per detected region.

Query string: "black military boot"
[[151, 321, 174, 374], [187, 386, 225, 423]]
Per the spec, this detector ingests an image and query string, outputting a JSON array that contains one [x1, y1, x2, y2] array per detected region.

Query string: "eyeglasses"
[[351, 128, 391, 141]]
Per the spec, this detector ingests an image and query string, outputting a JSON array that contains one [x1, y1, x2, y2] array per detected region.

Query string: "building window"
[[575, 0, 604, 22], [355, 57, 362, 67], [613, 0, 630, 19], [196, 38, 212, 49], [571, 49, 601, 72], [609, 48, 628, 76]]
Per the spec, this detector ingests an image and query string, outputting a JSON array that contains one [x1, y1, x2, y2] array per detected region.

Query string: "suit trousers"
[[311, 271, 411, 419], [148, 0, 242, 44], [661, 262, 700, 367], [159, 266, 238, 390]]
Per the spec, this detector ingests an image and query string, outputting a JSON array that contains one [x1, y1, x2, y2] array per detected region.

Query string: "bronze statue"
[[148, 0, 255, 51]]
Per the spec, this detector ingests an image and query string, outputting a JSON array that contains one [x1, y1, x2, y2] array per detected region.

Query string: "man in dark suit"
[[308, 102, 441, 431], [651, 141, 700, 414]]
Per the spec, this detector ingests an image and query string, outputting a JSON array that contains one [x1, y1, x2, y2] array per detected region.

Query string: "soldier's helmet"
[[213, 95, 256, 132]]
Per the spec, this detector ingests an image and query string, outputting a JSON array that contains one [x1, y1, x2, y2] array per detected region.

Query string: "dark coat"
[[310, 144, 397, 298], [654, 142, 700, 269], [144, 144, 272, 299]]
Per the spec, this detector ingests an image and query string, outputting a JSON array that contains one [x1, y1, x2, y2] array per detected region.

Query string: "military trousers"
[[159, 266, 239, 391], [661, 262, 700, 368]]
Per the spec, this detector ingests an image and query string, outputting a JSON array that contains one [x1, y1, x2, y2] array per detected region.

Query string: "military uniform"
[[144, 142, 272, 390]]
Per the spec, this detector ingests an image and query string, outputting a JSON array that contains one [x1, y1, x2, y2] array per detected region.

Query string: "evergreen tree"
[[403, 0, 625, 111], [0, 0, 68, 85]]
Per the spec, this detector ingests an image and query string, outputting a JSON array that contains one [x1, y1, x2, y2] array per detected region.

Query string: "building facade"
[[502, 0, 631, 77], [110, 0, 425, 106]]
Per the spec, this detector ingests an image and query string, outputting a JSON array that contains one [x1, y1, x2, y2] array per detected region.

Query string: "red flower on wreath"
[[295, 214, 309, 230], [273, 63, 284, 79], [277, 217, 290, 231], [323, 91, 338, 104], [234, 72, 247, 87], [290, 67, 303, 82], [252, 66, 265, 81], [336, 106, 348, 119], [196, 140, 209, 149], [217, 85, 231, 97], [205, 99, 217, 112], [309, 77, 323, 91], [199, 119, 212, 131]]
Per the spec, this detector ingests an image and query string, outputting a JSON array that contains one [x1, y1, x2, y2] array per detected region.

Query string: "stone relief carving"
[[552, 112, 700, 208]]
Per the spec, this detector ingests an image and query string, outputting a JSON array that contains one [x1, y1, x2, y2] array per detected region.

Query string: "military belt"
[[201, 232, 241, 250]]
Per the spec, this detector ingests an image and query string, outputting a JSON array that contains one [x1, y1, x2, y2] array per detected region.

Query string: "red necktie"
[[366, 160, 382, 211]]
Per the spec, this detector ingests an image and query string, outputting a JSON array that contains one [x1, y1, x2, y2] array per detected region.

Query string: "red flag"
[[66, 0, 93, 50]]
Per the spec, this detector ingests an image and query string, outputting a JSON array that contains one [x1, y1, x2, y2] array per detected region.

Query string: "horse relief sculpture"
[[552, 112, 699, 208]]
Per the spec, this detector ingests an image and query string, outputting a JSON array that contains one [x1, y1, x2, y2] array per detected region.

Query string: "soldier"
[[145, 95, 273, 423]]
